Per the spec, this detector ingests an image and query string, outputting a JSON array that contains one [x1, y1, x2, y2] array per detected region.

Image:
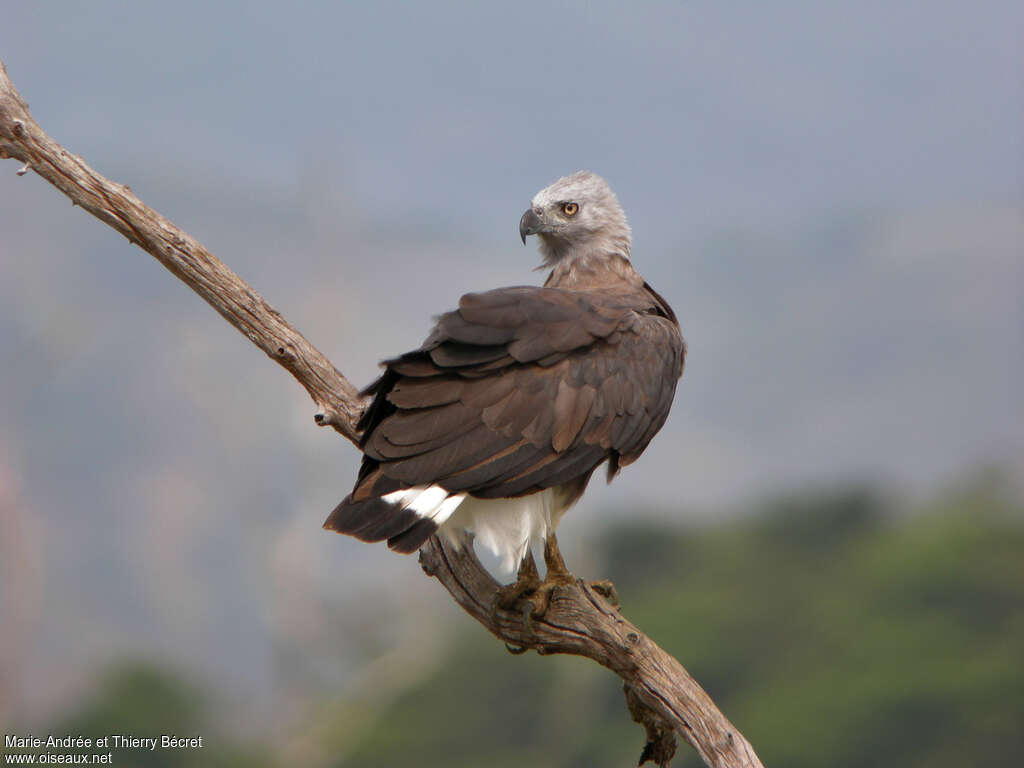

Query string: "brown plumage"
[[324, 171, 685, 573]]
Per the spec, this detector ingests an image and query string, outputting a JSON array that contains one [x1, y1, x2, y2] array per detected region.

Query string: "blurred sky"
[[1, 0, 1021, 732]]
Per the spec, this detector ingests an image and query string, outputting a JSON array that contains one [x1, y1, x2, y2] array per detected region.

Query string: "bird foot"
[[493, 570, 575, 616], [493, 574, 620, 654], [494, 574, 543, 613], [587, 578, 619, 606], [491, 550, 544, 633], [522, 571, 577, 619], [492, 570, 578, 652], [494, 574, 618, 617], [491, 535, 619, 651]]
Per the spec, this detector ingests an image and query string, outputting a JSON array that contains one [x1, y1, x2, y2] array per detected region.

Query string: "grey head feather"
[[522, 171, 632, 273]]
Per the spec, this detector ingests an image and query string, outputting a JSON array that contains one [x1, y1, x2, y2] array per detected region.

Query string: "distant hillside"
[[9, 477, 1020, 768]]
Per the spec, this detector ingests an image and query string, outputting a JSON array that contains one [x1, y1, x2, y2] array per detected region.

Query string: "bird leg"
[[490, 551, 545, 653], [544, 531, 619, 607], [494, 549, 543, 612], [514, 531, 577, 619], [542, 531, 573, 582]]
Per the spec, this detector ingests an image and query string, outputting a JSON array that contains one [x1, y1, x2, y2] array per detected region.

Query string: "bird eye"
[[562, 202, 579, 216]]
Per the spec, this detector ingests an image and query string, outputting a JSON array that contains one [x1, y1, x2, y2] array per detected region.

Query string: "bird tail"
[[323, 485, 466, 554]]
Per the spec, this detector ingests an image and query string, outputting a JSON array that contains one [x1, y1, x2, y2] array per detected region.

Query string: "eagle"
[[325, 171, 684, 602]]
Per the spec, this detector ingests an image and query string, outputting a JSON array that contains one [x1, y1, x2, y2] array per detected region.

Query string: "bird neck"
[[538, 229, 637, 289], [543, 249, 641, 290]]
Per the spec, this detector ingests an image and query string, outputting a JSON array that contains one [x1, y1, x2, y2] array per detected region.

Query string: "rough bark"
[[0, 59, 764, 768]]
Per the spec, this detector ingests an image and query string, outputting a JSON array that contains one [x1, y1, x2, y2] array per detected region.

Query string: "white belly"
[[439, 487, 575, 574]]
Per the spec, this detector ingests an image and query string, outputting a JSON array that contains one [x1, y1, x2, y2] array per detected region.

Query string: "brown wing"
[[348, 284, 684, 503]]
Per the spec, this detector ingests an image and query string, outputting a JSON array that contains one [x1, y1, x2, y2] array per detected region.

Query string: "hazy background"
[[1, 2, 1021, 765]]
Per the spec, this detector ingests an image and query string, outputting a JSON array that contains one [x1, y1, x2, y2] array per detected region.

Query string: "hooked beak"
[[519, 208, 543, 245]]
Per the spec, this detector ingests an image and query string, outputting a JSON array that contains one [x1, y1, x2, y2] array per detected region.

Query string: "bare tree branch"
[[0, 61, 365, 442], [0, 59, 764, 768]]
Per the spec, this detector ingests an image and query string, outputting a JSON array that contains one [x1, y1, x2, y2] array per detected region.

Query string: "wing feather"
[[387, 377, 464, 408], [377, 403, 479, 446], [342, 285, 684, 509]]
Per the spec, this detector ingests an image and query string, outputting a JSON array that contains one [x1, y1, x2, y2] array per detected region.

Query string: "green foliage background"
[[5, 476, 1021, 767]]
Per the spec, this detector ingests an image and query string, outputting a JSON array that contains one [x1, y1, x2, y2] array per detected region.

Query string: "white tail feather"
[[382, 485, 466, 525]]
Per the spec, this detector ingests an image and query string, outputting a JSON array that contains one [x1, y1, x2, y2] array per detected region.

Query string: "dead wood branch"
[[0, 58, 764, 768]]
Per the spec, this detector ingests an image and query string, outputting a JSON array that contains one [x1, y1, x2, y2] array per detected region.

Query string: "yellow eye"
[[562, 202, 579, 216]]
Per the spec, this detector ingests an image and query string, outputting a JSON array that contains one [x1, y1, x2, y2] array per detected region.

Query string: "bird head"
[[519, 171, 632, 267]]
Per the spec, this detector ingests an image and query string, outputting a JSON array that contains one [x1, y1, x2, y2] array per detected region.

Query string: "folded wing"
[[324, 284, 684, 551]]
